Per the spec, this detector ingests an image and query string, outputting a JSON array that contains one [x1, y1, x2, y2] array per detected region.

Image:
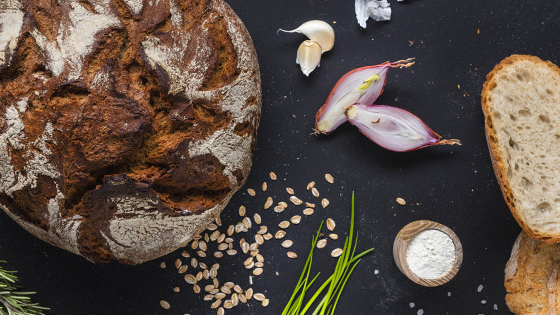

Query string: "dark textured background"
[[1, 0, 559, 314]]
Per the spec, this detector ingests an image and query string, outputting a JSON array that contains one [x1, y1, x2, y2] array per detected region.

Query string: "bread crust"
[[481, 54, 560, 244], [0, 0, 261, 264], [505, 232, 560, 314]]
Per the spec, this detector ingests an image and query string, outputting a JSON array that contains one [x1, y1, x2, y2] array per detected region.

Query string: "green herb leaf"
[[283, 192, 374, 315]]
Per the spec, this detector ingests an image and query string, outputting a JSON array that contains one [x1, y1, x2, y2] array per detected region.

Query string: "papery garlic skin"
[[315, 59, 414, 134], [346, 104, 461, 152], [297, 40, 322, 76], [279, 20, 335, 52]]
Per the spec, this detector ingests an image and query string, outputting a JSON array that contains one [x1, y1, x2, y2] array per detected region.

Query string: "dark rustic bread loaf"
[[0, 0, 261, 264]]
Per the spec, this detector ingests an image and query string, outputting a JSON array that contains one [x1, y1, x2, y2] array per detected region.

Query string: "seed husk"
[[256, 254, 265, 263], [239, 205, 246, 217], [305, 202, 316, 208], [160, 261, 166, 269], [264, 197, 273, 209], [204, 294, 213, 301], [275, 230, 286, 239], [326, 218, 336, 231], [247, 188, 256, 196], [290, 195, 303, 205], [175, 258, 182, 269], [396, 197, 406, 206], [218, 243, 228, 251], [227, 225, 234, 236], [203, 269, 210, 279], [331, 248, 343, 257], [210, 230, 220, 241], [274, 205, 285, 213], [211, 299, 222, 309], [232, 293, 239, 306], [214, 251, 224, 258], [242, 217, 252, 229], [181, 251, 190, 258], [245, 261, 254, 269], [244, 257, 254, 265], [204, 233, 210, 242], [287, 251, 298, 259], [191, 258, 198, 268], [329, 233, 339, 240], [278, 201, 288, 208], [246, 288, 254, 300], [215, 292, 226, 300], [269, 172, 277, 180], [193, 284, 201, 293], [254, 213, 262, 224], [263, 233, 273, 240], [317, 239, 327, 249], [303, 208, 314, 216], [224, 282, 234, 289], [239, 292, 247, 303], [282, 240, 293, 248], [234, 285, 243, 294], [325, 173, 334, 184], [255, 234, 264, 245], [253, 268, 263, 276], [241, 241, 250, 254], [255, 261, 264, 268], [217, 233, 226, 243], [197, 250, 206, 258], [262, 182, 268, 192], [213, 278, 220, 288], [210, 268, 217, 279], [196, 271, 203, 281], [312, 187, 320, 197], [221, 286, 232, 294], [286, 187, 295, 195], [290, 215, 302, 224], [278, 221, 290, 229], [217, 307, 225, 315], [307, 181, 315, 190], [235, 223, 244, 233], [224, 300, 233, 309], [262, 298, 270, 307], [178, 265, 189, 274], [207, 223, 218, 231], [226, 249, 237, 256], [258, 226, 268, 235], [191, 240, 199, 250], [322, 198, 330, 208], [254, 293, 266, 302], [160, 300, 170, 310], [198, 241, 208, 251], [215, 215, 222, 226], [210, 288, 219, 295]]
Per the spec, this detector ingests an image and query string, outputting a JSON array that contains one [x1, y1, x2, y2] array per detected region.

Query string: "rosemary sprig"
[[0, 261, 49, 315], [282, 192, 374, 315]]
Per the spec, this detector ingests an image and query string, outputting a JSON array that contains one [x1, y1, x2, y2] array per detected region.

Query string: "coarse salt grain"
[[405, 230, 455, 279], [477, 284, 483, 292], [409, 302, 415, 308]]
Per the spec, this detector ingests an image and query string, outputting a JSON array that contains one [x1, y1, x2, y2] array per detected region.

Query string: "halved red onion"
[[314, 59, 414, 135], [346, 104, 461, 152]]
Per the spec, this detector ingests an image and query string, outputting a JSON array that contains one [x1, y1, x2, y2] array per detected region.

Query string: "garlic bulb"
[[297, 40, 322, 76], [279, 20, 335, 53]]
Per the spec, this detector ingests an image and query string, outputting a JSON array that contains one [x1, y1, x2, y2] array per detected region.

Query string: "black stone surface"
[[1, 0, 559, 314]]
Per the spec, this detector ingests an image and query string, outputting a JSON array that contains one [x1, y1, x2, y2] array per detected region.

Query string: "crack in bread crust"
[[0, 0, 261, 264]]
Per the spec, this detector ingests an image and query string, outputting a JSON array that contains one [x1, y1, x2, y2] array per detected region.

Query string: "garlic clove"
[[315, 59, 414, 134], [346, 104, 461, 152], [297, 40, 322, 76], [279, 20, 335, 53]]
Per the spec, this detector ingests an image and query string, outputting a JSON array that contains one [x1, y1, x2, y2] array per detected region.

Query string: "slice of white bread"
[[482, 55, 560, 243], [505, 232, 560, 314]]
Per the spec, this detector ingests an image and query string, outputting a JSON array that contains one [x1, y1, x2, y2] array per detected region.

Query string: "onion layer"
[[346, 104, 461, 152]]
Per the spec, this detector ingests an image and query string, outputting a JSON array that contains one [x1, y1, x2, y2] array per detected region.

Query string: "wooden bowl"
[[393, 220, 463, 287]]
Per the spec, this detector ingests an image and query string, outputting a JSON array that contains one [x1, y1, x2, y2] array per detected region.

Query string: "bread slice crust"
[[482, 54, 560, 244]]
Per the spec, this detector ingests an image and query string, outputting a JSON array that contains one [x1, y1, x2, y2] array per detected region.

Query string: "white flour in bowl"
[[405, 229, 455, 279]]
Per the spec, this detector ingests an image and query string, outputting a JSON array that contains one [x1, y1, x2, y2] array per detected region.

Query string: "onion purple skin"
[[346, 104, 461, 152], [314, 59, 414, 135]]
